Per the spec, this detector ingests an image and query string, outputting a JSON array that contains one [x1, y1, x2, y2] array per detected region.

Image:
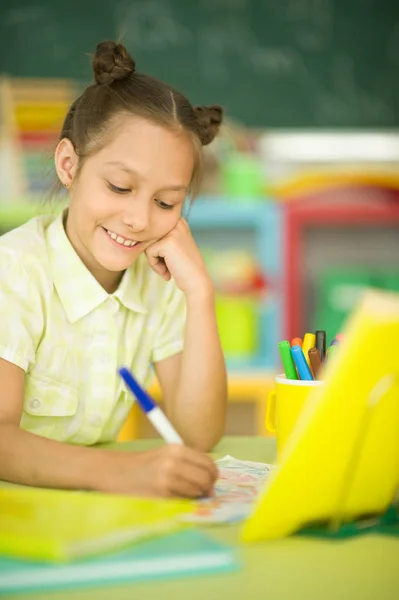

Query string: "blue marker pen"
[[118, 367, 183, 445], [291, 345, 314, 381]]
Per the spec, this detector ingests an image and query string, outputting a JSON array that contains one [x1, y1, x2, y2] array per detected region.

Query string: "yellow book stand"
[[242, 289, 399, 542]]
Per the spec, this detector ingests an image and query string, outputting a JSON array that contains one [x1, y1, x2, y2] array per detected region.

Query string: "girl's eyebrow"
[[105, 161, 187, 192]]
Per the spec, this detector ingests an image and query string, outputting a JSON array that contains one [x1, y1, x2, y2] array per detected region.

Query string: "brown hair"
[[59, 40, 223, 197]]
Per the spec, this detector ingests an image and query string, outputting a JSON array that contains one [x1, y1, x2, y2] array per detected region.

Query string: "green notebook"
[[0, 531, 238, 595]]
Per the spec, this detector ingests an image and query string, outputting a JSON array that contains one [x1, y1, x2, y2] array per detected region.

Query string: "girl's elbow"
[[187, 426, 225, 453]]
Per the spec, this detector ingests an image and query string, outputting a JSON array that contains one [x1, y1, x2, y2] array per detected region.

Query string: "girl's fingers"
[[151, 258, 170, 280], [164, 445, 218, 493], [171, 465, 214, 498], [180, 446, 219, 481], [145, 246, 171, 280], [170, 477, 205, 499]]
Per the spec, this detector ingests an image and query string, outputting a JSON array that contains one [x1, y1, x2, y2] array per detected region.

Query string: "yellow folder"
[[242, 289, 399, 542], [0, 486, 192, 561]]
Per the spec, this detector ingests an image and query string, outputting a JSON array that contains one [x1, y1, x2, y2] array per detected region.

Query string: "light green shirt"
[[0, 212, 186, 444]]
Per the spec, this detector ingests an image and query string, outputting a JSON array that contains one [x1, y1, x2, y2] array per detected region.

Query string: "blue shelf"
[[186, 197, 276, 227], [187, 197, 281, 275], [186, 197, 283, 372]]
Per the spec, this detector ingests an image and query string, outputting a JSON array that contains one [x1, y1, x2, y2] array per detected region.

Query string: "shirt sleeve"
[[0, 248, 44, 372], [150, 280, 186, 364]]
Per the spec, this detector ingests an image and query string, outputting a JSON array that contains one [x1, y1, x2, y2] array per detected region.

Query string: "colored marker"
[[329, 338, 340, 347], [308, 347, 322, 380], [291, 345, 314, 381], [302, 333, 316, 366], [315, 330, 326, 361], [291, 337, 302, 347], [119, 367, 183, 444], [278, 340, 299, 380], [335, 333, 345, 343]]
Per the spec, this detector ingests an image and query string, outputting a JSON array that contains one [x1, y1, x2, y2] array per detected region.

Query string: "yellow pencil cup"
[[266, 375, 324, 458]]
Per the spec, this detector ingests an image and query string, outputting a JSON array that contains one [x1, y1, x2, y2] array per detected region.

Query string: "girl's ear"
[[54, 138, 79, 188]]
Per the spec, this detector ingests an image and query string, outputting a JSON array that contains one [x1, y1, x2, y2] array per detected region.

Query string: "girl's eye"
[[108, 182, 131, 194], [156, 199, 174, 210]]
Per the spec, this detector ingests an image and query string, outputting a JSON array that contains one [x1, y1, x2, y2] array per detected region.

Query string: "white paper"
[[183, 455, 276, 525]]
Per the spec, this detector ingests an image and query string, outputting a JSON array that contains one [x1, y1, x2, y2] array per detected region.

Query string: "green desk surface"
[[6, 436, 399, 600]]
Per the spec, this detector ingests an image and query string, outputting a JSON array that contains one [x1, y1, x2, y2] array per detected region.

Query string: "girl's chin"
[[94, 251, 140, 273]]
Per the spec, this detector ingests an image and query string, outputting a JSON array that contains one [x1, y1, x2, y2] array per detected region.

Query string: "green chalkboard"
[[1, 0, 399, 127]]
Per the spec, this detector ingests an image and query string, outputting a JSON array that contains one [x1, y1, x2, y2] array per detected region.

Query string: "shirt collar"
[[114, 261, 148, 315], [46, 212, 147, 323]]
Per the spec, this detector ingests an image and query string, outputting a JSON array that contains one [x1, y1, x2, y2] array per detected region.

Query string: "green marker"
[[278, 340, 299, 380]]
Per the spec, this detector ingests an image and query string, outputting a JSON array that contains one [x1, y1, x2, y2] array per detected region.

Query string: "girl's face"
[[58, 116, 195, 291]]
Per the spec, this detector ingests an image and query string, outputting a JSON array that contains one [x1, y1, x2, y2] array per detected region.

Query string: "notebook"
[[242, 289, 399, 542], [0, 485, 192, 561], [0, 530, 238, 595]]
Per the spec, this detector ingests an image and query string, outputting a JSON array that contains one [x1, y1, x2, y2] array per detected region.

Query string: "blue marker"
[[118, 367, 183, 445], [291, 345, 314, 381]]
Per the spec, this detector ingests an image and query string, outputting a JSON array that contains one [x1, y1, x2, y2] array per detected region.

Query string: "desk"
[[9, 437, 399, 600]]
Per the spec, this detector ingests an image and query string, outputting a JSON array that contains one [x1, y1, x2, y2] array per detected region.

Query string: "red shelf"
[[283, 185, 399, 338]]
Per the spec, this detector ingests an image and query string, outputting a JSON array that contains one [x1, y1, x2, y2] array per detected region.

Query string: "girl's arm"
[[147, 219, 228, 452], [155, 285, 227, 451], [0, 360, 104, 490], [0, 359, 217, 496]]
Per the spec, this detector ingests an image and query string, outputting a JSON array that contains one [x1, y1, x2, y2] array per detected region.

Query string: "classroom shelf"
[[188, 197, 283, 371], [283, 185, 399, 339]]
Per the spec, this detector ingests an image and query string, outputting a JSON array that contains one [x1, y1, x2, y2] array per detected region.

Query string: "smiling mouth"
[[103, 227, 140, 248]]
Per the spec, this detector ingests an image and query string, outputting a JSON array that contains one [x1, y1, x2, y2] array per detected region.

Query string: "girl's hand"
[[145, 219, 212, 297], [100, 444, 218, 498]]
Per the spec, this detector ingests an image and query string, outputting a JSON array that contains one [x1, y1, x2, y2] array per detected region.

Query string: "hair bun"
[[194, 105, 223, 145], [92, 41, 135, 85]]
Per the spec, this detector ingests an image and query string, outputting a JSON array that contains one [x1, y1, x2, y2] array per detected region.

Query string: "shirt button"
[[108, 298, 119, 314], [29, 399, 41, 411]]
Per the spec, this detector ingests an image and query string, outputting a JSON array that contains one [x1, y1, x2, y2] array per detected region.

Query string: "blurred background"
[[1, 0, 399, 438]]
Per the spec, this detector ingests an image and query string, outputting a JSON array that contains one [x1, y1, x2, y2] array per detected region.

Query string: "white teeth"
[[105, 228, 137, 247]]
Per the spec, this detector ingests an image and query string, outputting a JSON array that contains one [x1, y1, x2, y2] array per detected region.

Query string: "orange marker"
[[291, 337, 302, 347], [335, 333, 345, 343]]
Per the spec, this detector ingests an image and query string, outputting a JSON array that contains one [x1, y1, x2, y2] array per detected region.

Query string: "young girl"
[[0, 41, 227, 498]]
